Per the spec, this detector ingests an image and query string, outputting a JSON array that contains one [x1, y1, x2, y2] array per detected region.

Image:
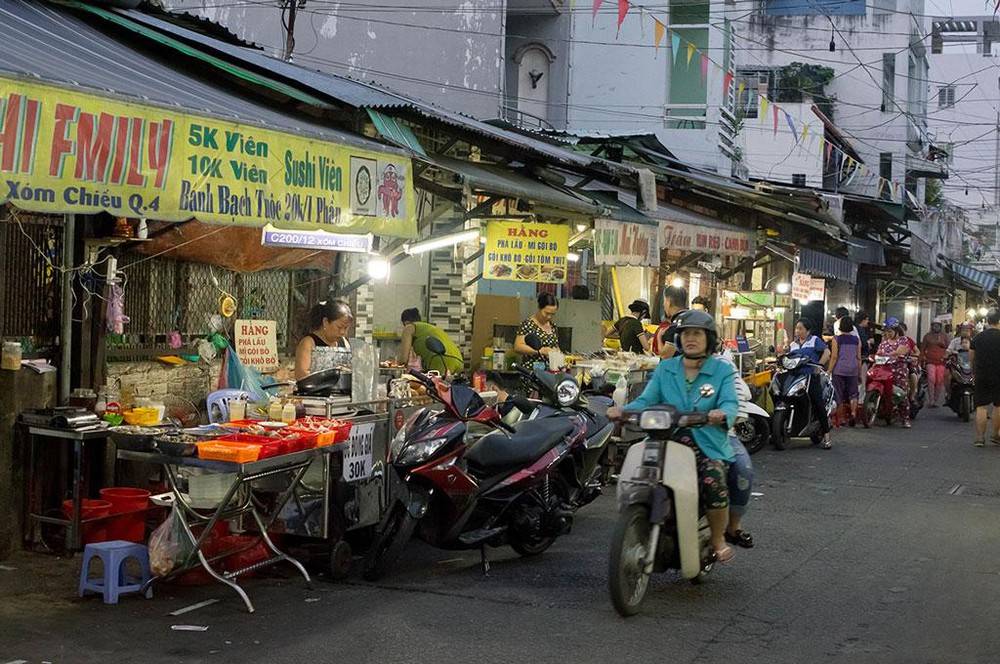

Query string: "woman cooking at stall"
[[397, 308, 464, 375], [514, 293, 563, 357], [295, 300, 354, 380]]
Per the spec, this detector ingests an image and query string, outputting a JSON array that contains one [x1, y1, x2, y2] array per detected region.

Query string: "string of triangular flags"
[[585, 0, 905, 201]]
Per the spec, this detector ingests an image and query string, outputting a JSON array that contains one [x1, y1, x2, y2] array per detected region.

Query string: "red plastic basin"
[[99, 487, 151, 543]]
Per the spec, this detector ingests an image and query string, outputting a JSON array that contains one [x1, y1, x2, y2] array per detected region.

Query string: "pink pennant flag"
[[772, 104, 779, 136], [592, 0, 603, 24], [617, 0, 630, 35], [700, 54, 709, 82], [723, 71, 734, 96], [824, 141, 833, 163]]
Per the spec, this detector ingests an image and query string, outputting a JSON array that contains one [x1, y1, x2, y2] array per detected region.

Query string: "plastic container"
[[1, 341, 22, 371], [196, 440, 261, 463], [99, 487, 150, 543], [188, 472, 238, 509], [281, 402, 296, 424], [62, 499, 112, 544]]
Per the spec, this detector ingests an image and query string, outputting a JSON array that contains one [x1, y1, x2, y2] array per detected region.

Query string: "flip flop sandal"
[[991, 437, 1000, 447], [725, 529, 754, 549], [714, 546, 736, 563], [974, 439, 986, 447]]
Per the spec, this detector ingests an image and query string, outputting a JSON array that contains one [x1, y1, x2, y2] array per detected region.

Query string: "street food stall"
[[720, 290, 790, 375]]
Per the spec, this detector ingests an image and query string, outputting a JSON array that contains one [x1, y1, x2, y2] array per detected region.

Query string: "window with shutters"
[[938, 85, 956, 108]]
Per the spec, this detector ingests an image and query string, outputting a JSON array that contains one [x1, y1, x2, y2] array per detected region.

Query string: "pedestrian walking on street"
[[970, 310, 1000, 447], [829, 317, 863, 426], [921, 322, 950, 407]]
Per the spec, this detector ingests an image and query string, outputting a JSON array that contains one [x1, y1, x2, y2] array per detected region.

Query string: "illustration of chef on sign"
[[378, 163, 403, 218]]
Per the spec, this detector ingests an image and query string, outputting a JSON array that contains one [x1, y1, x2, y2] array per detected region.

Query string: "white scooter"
[[608, 405, 716, 617], [733, 374, 771, 454]]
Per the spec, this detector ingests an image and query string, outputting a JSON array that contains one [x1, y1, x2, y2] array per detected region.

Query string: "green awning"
[[367, 109, 427, 157]]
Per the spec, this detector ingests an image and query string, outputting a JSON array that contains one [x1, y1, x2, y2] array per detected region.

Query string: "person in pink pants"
[[922, 322, 950, 407]]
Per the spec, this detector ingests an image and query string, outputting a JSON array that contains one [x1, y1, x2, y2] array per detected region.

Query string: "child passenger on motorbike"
[[607, 310, 740, 562]]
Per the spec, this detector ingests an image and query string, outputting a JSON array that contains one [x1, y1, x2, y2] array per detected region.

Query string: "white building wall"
[[739, 102, 824, 186], [564, 5, 731, 173], [734, 5, 930, 203]]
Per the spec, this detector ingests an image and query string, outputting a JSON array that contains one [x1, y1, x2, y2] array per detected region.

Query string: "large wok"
[[294, 367, 352, 396]]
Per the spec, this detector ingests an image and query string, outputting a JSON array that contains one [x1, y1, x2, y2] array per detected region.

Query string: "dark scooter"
[[770, 352, 836, 449], [363, 340, 613, 580], [947, 351, 975, 422]]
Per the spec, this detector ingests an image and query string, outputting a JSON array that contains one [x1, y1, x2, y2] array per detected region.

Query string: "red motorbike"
[[862, 355, 908, 427], [363, 364, 613, 580]]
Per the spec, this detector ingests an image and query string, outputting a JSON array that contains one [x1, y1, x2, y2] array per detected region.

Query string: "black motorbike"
[[947, 351, 975, 422], [363, 343, 613, 580], [770, 352, 836, 449]]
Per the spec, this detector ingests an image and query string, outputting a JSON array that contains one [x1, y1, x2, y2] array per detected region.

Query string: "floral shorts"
[[677, 431, 729, 510]]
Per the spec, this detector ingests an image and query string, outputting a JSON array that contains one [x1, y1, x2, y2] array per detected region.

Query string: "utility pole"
[[282, 0, 299, 62]]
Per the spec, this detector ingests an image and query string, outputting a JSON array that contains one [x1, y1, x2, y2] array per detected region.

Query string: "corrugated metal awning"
[[424, 155, 605, 216], [945, 258, 998, 293], [798, 247, 858, 284], [367, 109, 427, 157]]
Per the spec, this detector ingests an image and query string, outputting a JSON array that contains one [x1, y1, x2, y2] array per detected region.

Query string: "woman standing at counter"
[[514, 293, 562, 357], [397, 308, 464, 375], [295, 300, 353, 380]]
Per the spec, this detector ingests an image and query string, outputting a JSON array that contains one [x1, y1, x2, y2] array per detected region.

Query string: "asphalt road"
[[3, 406, 1000, 664]]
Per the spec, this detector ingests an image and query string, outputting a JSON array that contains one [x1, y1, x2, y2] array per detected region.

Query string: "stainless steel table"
[[25, 425, 112, 552], [118, 446, 339, 613]]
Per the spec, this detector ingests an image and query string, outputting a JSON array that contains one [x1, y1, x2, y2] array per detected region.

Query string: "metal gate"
[[0, 206, 63, 350]]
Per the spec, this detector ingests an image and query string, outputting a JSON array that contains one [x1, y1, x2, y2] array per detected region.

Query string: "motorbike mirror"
[[425, 336, 446, 356], [524, 333, 543, 351]]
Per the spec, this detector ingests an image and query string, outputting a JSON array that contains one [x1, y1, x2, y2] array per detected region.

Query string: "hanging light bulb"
[[829, 28, 836, 52]]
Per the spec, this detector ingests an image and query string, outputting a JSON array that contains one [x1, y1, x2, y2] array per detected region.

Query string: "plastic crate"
[[196, 440, 261, 463]]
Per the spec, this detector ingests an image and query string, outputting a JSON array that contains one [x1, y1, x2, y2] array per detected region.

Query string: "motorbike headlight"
[[782, 356, 803, 370], [396, 437, 448, 466], [390, 411, 424, 461], [556, 379, 580, 406], [787, 378, 807, 397], [639, 410, 674, 430]]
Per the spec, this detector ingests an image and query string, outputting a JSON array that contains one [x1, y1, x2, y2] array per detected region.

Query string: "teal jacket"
[[625, 355, 738, 461]]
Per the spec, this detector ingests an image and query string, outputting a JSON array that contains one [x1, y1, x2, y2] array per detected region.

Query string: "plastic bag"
[[148, 506, 193, 577]]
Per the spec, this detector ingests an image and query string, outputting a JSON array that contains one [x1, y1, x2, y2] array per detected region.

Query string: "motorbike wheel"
[[771, 410, 789, 450], [737, 415, 770, 455], [608, 504, 653, 617], [509, 531, 556, 557], [959, 396, 971, 423], [861, 392, 880, 429], [362, 504, 417, 581]]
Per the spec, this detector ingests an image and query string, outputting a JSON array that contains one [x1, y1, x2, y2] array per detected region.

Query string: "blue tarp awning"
[[798, 247, 858, 284], [945, 259, 998, 293]]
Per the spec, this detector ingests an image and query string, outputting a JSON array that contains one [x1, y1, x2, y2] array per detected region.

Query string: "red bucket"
[[99, 487, 151, 543], [62, 499, 112, 544]]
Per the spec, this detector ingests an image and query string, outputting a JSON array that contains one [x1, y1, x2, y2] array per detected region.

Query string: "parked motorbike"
[[363, 361, 613, 580], [733, 374, 771, 455], [862, 355, 908, 427], [769, 353, 836, 449], [946, 351, 975, 422], [608, 405, 717, 617]]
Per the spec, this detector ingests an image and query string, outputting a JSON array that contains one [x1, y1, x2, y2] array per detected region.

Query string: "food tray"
[[196, 440, 261, 463], [285, 417, 352, 447]]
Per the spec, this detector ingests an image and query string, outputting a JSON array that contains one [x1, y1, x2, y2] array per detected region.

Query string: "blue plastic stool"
[[206, 388, 251, 423], [78, 540, 153, 604]]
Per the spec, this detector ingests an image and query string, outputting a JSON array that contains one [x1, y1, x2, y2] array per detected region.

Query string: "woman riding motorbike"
[[608, 310, 739, 562], [876, 318, 913, 428], [789, 318, 833, 448]]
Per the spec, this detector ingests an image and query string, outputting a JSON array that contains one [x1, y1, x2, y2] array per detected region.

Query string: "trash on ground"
[[168, 599, 219, 616], [751, 492, 764, 497], [170, 625, 209, 632]]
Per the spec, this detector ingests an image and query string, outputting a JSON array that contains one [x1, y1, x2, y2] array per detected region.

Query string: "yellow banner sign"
[[483, 221, 570, 284], [0, 77, 416, 237]]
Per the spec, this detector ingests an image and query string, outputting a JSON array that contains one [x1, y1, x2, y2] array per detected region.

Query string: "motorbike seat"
[[465, 418, 576, 471]]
